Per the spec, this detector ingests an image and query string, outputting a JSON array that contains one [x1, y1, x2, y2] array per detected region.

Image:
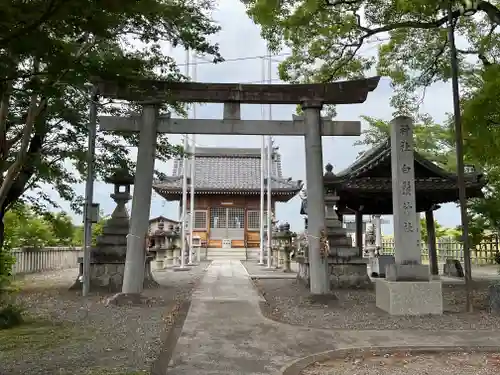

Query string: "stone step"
[[206, 248, 250, 260]]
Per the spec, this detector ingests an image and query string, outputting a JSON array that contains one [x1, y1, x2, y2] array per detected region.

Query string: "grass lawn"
[[0, 319, 82, 353]]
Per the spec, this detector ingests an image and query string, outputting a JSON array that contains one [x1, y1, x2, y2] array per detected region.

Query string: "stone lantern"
[[275, 222, 294, 272], [164, 223, 177, 266], [170, 224, 182, 266], [272, 224, 280, 269], [70, 168, 158, 292]]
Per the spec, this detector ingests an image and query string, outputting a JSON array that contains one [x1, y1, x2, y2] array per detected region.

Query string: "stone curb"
[[279, 345, 500, 375]]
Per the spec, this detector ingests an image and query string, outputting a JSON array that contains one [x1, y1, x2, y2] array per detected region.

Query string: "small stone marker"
[[443, 259, 464, 278]]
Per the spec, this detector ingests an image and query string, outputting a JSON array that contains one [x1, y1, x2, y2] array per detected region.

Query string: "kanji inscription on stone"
[[401, 180, 412, 196], [403, 222, 414, 232], [399, 123, 410, 136], [402, 201, 413, 215], [400, 140, 412, 152], [390, 116, 420, 264]]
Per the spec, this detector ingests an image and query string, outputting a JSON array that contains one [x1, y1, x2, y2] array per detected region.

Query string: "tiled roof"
[[335, 139, 458, 179], [153, 147, 302, 195]]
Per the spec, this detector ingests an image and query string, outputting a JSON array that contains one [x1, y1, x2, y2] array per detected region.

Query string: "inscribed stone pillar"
[[301, 100, 329, 295], [390, 116, 420, 265], [121, 105, 159, 295], [376, 116, 442, 315]]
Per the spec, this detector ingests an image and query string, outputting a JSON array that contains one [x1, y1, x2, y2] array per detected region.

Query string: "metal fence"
[[381, 236, 500, 265]]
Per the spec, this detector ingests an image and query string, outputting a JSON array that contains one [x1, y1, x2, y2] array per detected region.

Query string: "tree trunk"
[[0, 205, 5, 253]]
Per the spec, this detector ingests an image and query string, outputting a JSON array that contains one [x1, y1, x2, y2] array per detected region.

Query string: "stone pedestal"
[[155, 258, 164, 270], [297, 257, 371, 289], [70, 169, 158, 293], [323, 182, 371, 288], [71, 256, 158, 292], [329, 259, 370, 288], [385, 263, 430, 281], [166, 249, 174, 266], [173, 248, 181, 266], [154, 249, 166, 270], [369, 255, 395, 278], [375, 117, 443, 315], [376, 279, 443, 315]]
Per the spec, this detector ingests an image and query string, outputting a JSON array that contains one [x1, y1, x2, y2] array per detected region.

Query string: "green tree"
[[42, 211, 76, 246], [3, 204, 55, 249], [420, 218, 448, 243], [354, 115, 456, 168], [245, 0, 500, 110], [0, 0, 222, 256], [73, 215, 109, 246]]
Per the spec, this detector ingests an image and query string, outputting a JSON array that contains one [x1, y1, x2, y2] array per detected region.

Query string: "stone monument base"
[[70, 256, 159, 292], [105, 292, 150, 306], [369, 255, 395, 278], [375, 279, 443, 315], [386, 263, 430, 281], [329, 262, 371, 289], [296, 258, 371, 289]]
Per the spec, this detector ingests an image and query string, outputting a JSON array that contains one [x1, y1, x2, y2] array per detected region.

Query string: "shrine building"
[[153, 147, 302, 249]]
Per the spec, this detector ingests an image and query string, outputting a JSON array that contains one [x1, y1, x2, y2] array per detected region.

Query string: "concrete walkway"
[[167, 260, 500, 375]]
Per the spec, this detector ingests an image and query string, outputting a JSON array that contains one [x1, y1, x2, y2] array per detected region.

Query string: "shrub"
[[0, 304, 24, 329]]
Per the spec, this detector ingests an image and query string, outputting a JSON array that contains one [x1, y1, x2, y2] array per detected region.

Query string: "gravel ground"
[[254, 278, 500, 330], [301, 350, 500, 375], [0, 262, 209, 375]]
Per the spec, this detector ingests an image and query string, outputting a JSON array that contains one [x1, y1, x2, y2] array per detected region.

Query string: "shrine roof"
[[334, 139, 459, 180], [328, 139, 484, 184], [315, 139, 487, 214], [153, 147, 302, 201]]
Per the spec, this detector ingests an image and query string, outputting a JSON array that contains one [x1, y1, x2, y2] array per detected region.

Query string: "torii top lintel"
[[92, 76, 381, 105]]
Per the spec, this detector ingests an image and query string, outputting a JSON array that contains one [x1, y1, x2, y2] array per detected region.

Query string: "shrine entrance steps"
[[205, 247, 260, 260]]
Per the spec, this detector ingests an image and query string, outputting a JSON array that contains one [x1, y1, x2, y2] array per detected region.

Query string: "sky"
[[54, 0, 462, 235]]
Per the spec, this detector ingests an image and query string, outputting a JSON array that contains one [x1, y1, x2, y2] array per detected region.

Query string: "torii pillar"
[[94, 76, 380, 300]]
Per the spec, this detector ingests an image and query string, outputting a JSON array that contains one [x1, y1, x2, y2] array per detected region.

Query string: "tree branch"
[[0, 36, 99, 209], [0, 0, 63, 47], [478, 1, 500, 25]]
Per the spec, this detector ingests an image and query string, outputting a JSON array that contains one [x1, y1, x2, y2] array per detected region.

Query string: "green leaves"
[[245, 0, 500, 112], [0, 0, 223, 227]]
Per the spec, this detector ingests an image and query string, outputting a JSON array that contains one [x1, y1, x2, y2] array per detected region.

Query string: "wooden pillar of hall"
[[426, 206, 439, 276], [355, 211, 363, 257]]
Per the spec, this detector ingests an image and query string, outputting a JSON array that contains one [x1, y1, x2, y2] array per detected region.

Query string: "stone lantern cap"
[[104, 168, 134, 186]]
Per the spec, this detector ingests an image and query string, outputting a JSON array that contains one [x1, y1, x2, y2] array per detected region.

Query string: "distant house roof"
[[149, 215, 179, 224], [153, 147, 302, 201]]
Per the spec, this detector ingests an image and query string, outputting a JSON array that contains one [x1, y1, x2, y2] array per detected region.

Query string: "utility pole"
[[180, 49, 190, 270], [259, 57, 265, 265], [82, 85, 98, 297], [191, 51, 199, 263], [188, 51, 197, 265], [266, 48, 273, 269]]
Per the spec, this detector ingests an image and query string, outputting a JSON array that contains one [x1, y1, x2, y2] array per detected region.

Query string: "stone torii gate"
[[94, 77, 380, 301]]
